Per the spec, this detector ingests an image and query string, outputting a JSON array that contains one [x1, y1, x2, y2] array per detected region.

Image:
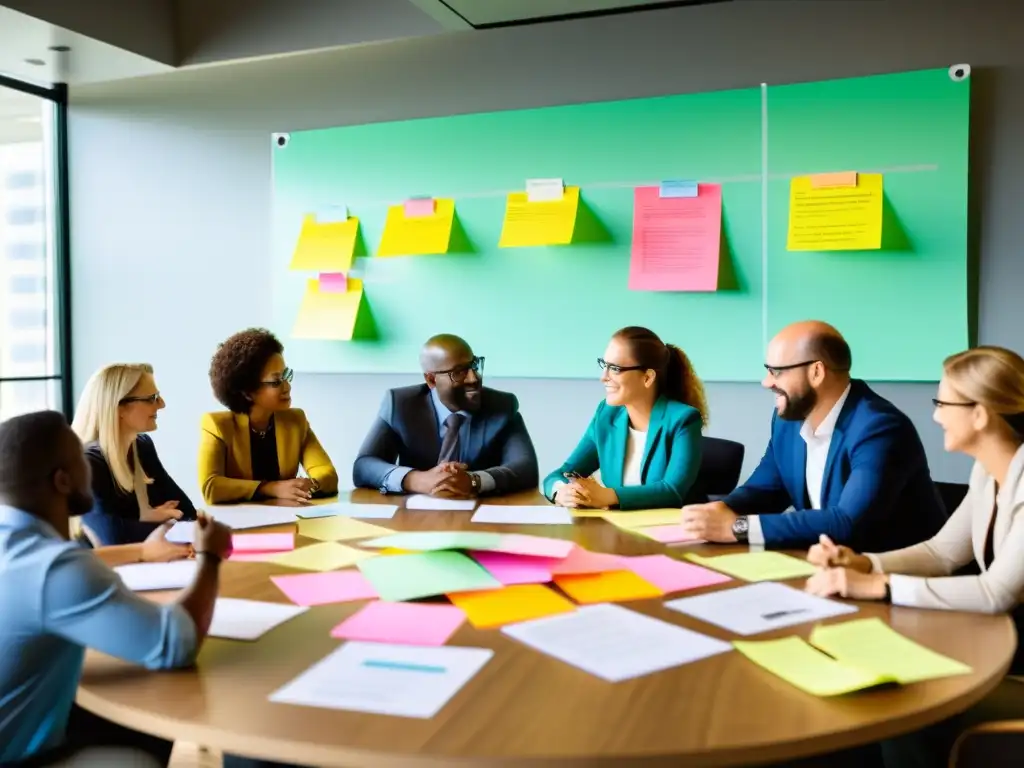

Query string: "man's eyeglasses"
[[598, 358, 645, 375], [763, 361, 819, 378], [120, 393, 162, 405], [261, 368, 294, 388], [932, 398, 976, 408], [433, 357, 484, 384]]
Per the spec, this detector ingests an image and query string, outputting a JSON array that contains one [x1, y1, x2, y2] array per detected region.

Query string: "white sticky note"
[[404, 495, 478, 511], [526, 178, 565, 202], [114, 560, 198, 592], [206, 506, 299, 530], [471, 505, 572, 525], [208, 598, 308, 641]]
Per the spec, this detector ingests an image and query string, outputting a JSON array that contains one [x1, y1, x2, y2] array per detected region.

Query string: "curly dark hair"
[[209, 328, 284, 413]]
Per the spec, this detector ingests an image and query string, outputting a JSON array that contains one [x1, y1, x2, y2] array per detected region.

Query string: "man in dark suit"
[[353, 334, 539, 498], [681, 321, 947, 551]]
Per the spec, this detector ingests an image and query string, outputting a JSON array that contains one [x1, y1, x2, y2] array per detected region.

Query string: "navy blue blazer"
[[80, 434, 197, 546], [353, 384, 539, 495], [723, 380, 947, 550]]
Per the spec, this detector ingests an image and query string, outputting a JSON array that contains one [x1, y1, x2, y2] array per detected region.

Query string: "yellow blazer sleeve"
[[299, 415, 338, 496], [199, 412, 261, 505]]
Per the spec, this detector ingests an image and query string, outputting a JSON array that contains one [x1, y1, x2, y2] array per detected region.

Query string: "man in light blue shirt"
[[0, 411, 231, 765]]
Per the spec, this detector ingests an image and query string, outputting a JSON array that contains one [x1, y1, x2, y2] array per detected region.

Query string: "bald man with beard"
[[681, 321, 948, 551], [353, 334, 539, 499]]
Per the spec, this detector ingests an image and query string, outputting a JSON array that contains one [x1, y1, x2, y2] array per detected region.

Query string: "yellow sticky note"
[[570, 509, 608, 518], [379, 548, 414, 556], [292, 277, 365, 340], [498, 186, 580, 247], [599, 509, 682, 529], [377, 198, 455, 257], [297, 516, 393, 543], [810, 618, 972, 684], [289, 214, 359, 272], [684, 551, 817, 582], [786, 173, 883, 251], [267, 542, 376, 572], [734, 637, 892, 696], [553, 570, 663, 604], [449, 584, 576, 629]]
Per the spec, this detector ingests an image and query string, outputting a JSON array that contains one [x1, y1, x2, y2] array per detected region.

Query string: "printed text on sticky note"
[[498, 186, 579, 248], [289, 214, 359, 272], [787, 173, 883, 251], [377, 199, 455, 257]]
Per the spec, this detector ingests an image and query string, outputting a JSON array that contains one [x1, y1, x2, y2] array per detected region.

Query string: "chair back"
[[935, 481, 969, 516], [699, 436, 745, 498]]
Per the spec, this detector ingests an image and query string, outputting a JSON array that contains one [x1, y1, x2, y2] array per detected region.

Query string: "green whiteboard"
[[271, 68, 969, 381]]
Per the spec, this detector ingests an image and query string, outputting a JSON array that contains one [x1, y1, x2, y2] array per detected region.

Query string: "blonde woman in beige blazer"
[[805, 345, 1024, 768]]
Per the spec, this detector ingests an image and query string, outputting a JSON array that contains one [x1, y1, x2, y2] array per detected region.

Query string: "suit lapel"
[[417, 388, 442, 462], [792, 433, 809, 508], [467, 398, 487, 466], [233, 413, 254, 480], [639, 397, 668, 481], [819, 383, 860, 508], [603, 406, 628, 488]]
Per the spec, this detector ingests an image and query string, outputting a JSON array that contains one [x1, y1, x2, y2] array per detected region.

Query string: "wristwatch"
[[732, 515, 749, 543], [468, 472, 481, 494]]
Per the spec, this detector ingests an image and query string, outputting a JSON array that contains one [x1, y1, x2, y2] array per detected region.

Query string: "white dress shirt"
[[747, 385, 851, 545], [622, 428, 647, 486]]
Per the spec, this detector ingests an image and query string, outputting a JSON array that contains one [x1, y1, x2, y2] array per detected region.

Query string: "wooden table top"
[[79, 490, 1015, 767]]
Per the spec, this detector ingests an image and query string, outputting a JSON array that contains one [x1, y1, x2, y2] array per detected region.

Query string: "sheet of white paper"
[[470, 505, 572, 525], [165, 521, 195, 544], [404, 495, 477, 511], [664, 582, 858, 636], [269, 641, 493, 718], [208, 598, 308, 641], [206, 506, 299, 530], [526, 177, 565, 202], [502, 603, 731, 682], [296, 502, 399, 520], [114, 560, 198, 591]]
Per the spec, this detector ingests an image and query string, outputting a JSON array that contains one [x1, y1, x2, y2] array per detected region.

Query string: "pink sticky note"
[[549, 545, 626, 576], [318, 272, 347, 293], [495, 534, 575, 559], [403, 198, 434, 217], [636, 524, 701, 544], [271, 571, 378, 607], [330, 601, 465, 646], [470, 551, 553, 585], [232, 533, 295, 553], [628, 184, 722, 292], [228, 551, 284, 562], [620, 554, 731, 594]]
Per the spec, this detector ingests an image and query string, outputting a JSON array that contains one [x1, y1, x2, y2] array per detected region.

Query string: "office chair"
[[699, 436, 745, 500]]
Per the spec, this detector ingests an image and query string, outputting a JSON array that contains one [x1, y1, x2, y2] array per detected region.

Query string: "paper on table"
[[491, 534, 574, 558], [549, 545, 625, 576], [292, 277, 366, 341], [297, 516, 393, 542], [114, 560, 198, 591], [208, 598, 308, 641], [498, 187, 580, 248], [503, 603, 732, 682], [628, 184, 721, 292], [206, 506, 299, 531], [809, 618, 972, 684], [469, 551, 554, 585], [377, 198, 455, 257], [733, 636, 892, 696], [450, 584, 576, 629], [470, 505, 572, 525], [269, 641, 494, 718], [404, 495, 478, 511], [233, 533, 295, 553], [630, 524, 701, 544], [685, 551, 817, 582], [271, 570, 378, 606], [599, 509, 683, 529], [619, 554, 731, 594], [554, 570, 663, 604], [786, 173, 883, 251], [288, 214, 359, 272], [267, 542, 377, 572], [165, 521, 195, 544], [296, 502, 398, 520], [331, 601, 466, 646], [665, 582, 857, 636], [357, 551, 501, 602], [361, 531, 503, 552]]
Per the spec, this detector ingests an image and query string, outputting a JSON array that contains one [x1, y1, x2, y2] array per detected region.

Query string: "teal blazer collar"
[[602, 396, 669, 488]]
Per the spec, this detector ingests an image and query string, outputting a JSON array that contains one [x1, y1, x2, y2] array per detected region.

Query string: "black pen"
[[761, 609, 808, 620], [563, 472, 584, 480]]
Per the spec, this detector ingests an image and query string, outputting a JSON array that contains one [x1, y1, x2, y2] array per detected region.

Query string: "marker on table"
[[362, 659, 447, 674], [760, 609, 809, 620]]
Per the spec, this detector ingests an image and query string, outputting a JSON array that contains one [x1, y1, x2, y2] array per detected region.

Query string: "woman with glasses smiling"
[[199, 328, 338, 505], [71, 363, 197, 547], [543, 326, 709, 510]]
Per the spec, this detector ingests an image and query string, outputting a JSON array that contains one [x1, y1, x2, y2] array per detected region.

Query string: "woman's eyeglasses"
[[932, 398, 976, 408], [120, 393, 162, 405], [597, 358, 644, 375], [261, 368, 294, 388]]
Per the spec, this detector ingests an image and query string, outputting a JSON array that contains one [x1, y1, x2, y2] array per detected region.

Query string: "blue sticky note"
[[659, 180, 699, 198]]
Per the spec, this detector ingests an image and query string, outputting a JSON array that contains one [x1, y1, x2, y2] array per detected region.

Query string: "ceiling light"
[[48, 46, 71, 52], [23, 58, 44, 66]]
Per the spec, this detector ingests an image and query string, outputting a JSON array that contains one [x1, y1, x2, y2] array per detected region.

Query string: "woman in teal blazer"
[[544, 327, 708, 511]]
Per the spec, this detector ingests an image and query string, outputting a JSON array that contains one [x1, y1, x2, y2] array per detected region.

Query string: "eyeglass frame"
[[260, 368, 294, 388], [119, 392, 162, 405], [597, 358, 646, 375], [431, 356, 485, 384], [932, 398, 976, 408]]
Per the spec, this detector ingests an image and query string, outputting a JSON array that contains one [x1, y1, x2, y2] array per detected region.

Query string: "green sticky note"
[[685, 551, 817, 581], [360, 531, 503, 552], [357, 551, 501, 602], [734, 637, 892, 696], [810, 618, 972, 684]]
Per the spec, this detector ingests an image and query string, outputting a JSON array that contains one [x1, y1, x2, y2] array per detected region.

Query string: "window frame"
[[0, 73, 71, 421]]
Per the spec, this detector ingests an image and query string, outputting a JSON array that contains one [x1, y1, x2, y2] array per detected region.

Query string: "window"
[[0, 74, 68, 415]]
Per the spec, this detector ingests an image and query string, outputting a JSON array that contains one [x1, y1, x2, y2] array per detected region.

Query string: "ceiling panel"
[[439, 0, 717, 27]]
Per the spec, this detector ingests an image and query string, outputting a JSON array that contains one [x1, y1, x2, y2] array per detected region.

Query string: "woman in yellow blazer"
[[199, 328, 338, 505]]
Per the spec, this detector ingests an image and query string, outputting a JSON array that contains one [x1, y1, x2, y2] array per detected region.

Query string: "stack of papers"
[[208, 598, 308, 641], [114, 560, 197, 591], [684, 551, 817, 582], [470, 505, 572, 525], [503, 603, 732, 682], [357, 551, 501, 601], [665, 582, 857, 635], [469, 551, 554, 585], [269, 641, 494, 718], [296, 502, 399, 520]]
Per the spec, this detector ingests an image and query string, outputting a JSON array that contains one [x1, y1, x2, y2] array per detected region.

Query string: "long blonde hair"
[[71, 363, 154, 493], [944, 346, 1024, 436]]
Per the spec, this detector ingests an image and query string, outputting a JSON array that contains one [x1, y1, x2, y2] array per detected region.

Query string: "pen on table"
[[761, 609, 809, 620]]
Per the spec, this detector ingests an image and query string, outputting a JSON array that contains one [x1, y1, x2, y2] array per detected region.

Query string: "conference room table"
[[80, 490, 1015, 767]]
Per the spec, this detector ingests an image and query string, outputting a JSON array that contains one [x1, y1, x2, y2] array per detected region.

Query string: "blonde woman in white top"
[[805, 346, 1024, 768]]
